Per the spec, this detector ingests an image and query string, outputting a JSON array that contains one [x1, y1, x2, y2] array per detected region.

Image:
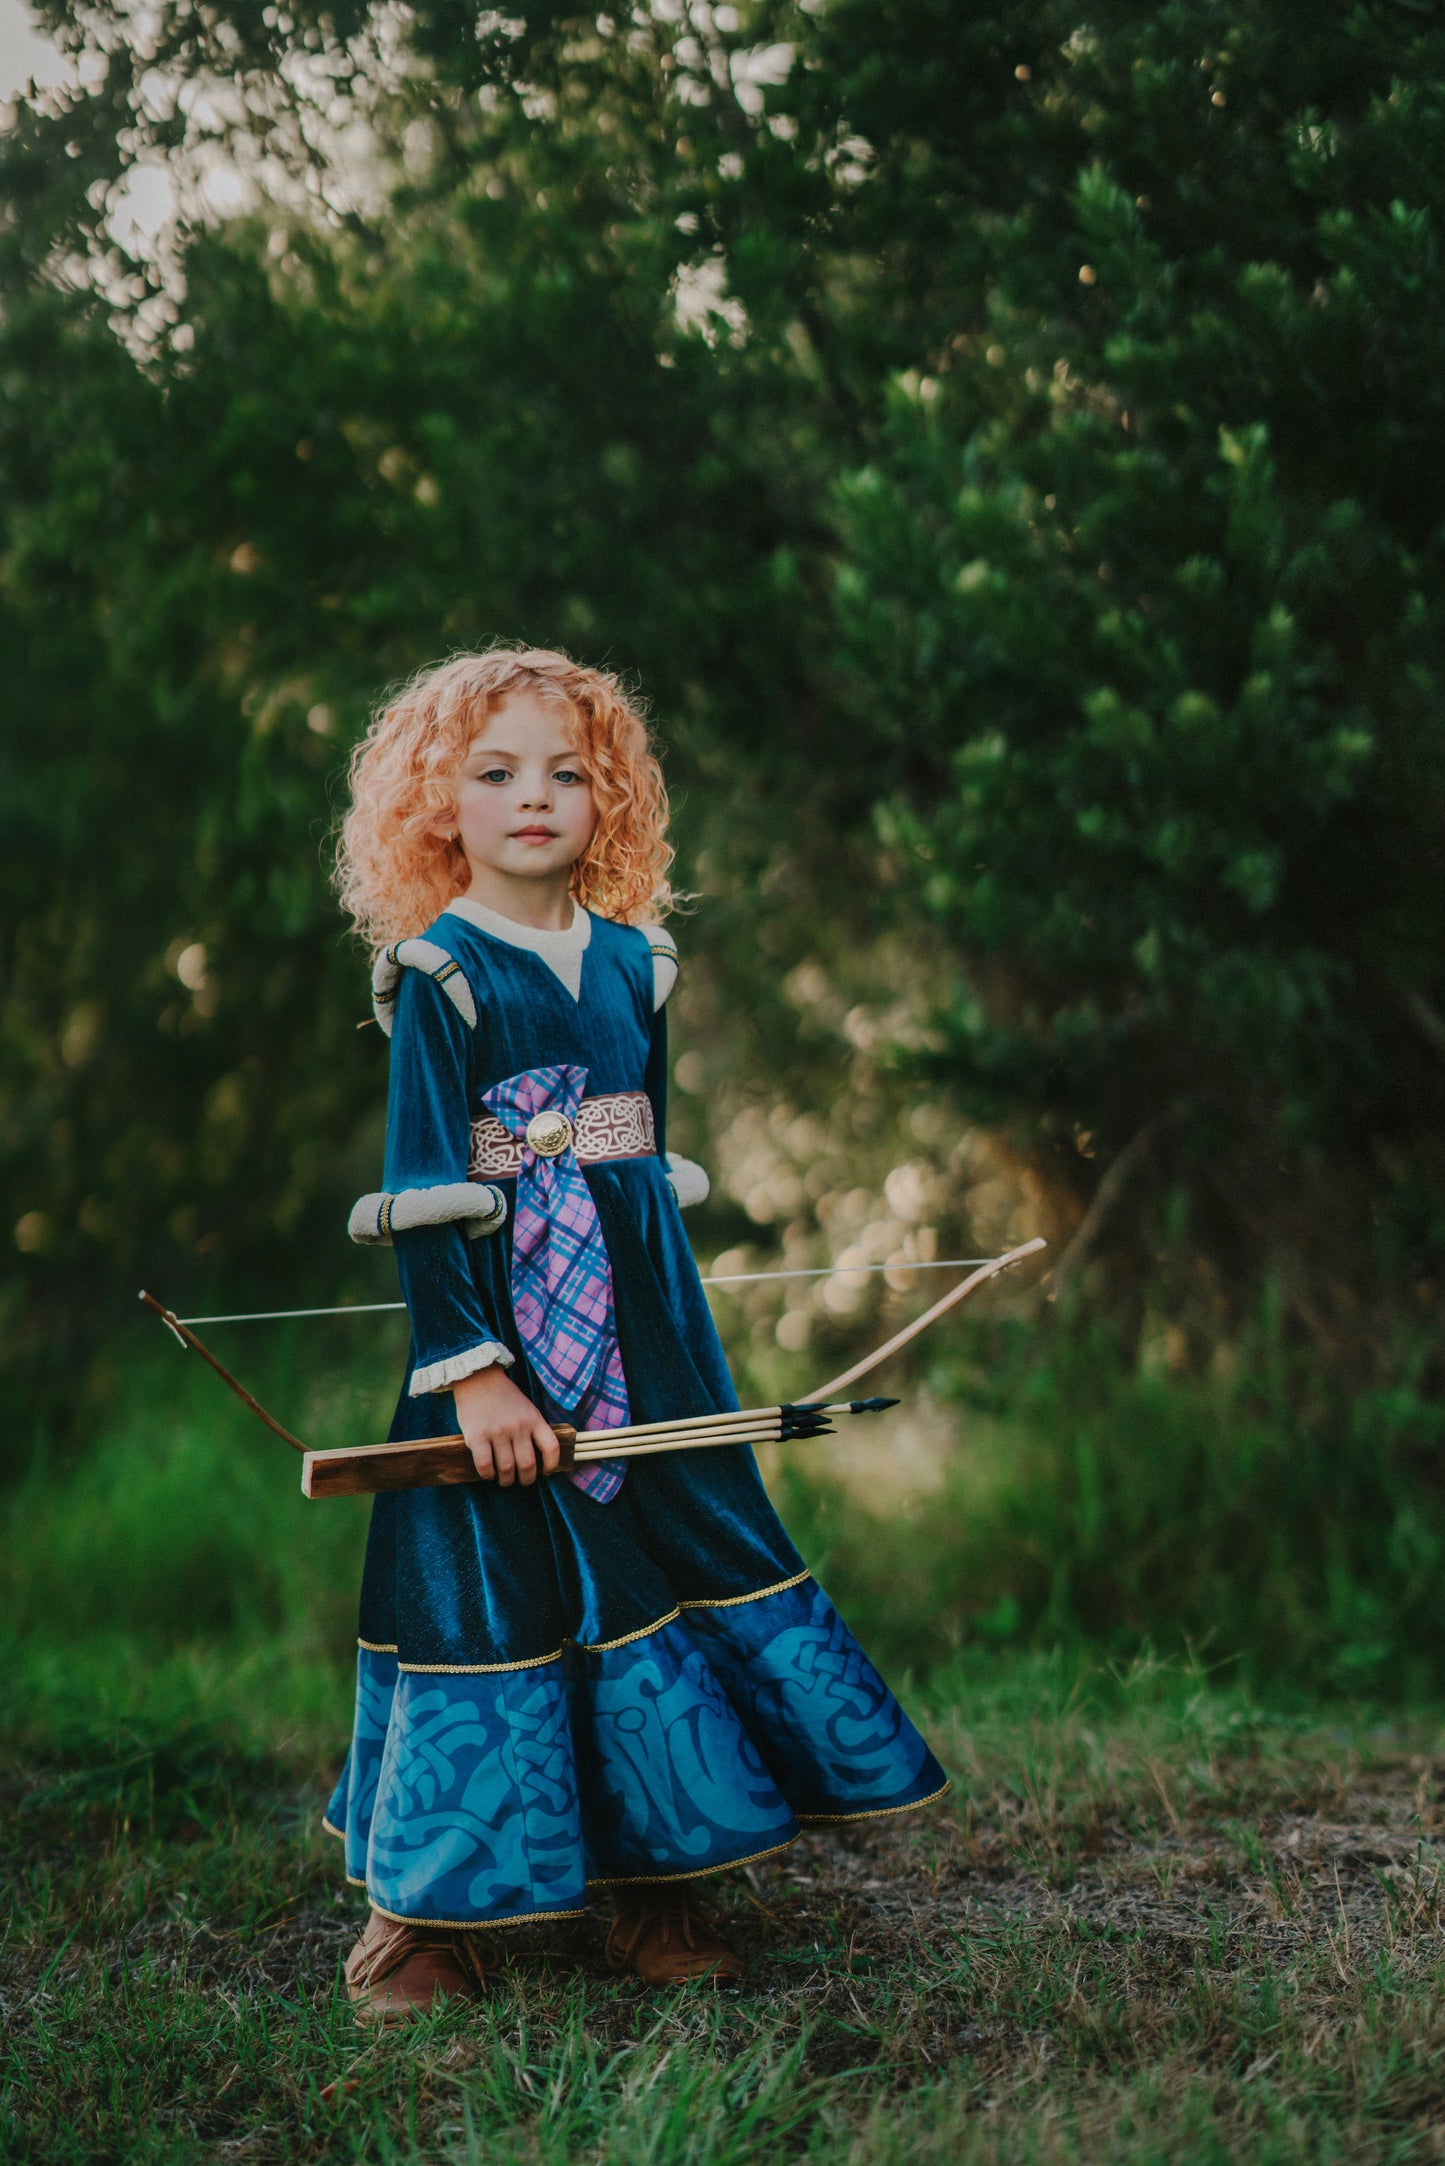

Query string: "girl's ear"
[[424, 800, 459, 842]]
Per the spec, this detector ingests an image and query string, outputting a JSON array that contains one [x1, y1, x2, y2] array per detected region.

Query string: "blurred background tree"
[[2, 0, 1443, 1443]]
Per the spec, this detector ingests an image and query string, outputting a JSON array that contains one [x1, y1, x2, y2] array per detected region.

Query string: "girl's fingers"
[[467, 1422, 556, 1486]]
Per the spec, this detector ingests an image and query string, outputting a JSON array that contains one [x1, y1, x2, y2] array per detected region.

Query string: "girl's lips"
[[511, 827, 558, 842]]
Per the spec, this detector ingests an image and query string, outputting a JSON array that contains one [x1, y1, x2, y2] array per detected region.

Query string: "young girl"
[[327, 646, 946, 2020]]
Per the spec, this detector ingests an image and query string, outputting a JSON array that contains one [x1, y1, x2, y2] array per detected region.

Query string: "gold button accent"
[[525, 1109, 574, 1158]]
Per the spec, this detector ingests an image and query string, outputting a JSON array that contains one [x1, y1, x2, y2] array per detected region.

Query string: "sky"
[[0, 2, 231, 255], [0, 0, 390, 250], [0, 0, 66, 100]]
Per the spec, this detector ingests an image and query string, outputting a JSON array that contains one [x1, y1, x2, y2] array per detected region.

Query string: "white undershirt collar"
[[442, 894, 592, 1001]]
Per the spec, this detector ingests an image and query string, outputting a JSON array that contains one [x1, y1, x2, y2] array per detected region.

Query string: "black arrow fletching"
[[781, 1397, 899, 1420]]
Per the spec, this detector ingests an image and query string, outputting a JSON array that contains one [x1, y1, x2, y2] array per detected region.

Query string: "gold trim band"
[[367, 1567, 816, 1672], [357, 1637, 398, 1655], [330, 1795, 947, 1919], [400, 1645, 566, 1675], [679, 1568, 812, 1612], [582, 1608, 681, 1654], [367, 1896, 588, 1933], [589, 1833, 801, 1887], [798, 1780, 951, 1826], [398, 1612, 683, 1665]]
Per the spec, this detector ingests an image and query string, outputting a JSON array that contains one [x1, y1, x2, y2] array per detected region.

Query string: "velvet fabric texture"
[[327, 908, 947, 1924]]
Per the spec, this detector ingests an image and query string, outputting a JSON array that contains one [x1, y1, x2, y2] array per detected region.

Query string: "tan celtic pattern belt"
[[468, 1089, 656, 1179]]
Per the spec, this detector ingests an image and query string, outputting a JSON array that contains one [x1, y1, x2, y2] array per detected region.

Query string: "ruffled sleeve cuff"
[[409, 1342, 515, 1397]]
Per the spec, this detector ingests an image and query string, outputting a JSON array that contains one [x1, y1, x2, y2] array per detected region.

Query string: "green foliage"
[[4, 0, 1443, 1387], [820, 0, 1445, 1329], [9, 1318, 1445, 1695], [784, 1314, 1445, 1692], [3, 1333, 381, 1644], [0, 0, 849, 1378], [4, 1, 1445, 1705]]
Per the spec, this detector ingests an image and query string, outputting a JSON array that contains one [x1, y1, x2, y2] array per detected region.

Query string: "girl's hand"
[[452, 1365, 562, 1487]]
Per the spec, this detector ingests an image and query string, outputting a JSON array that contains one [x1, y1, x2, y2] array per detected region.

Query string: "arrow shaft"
[[567, 1400, 822, 1447], [579, 1419, 828, 1462], [587, 1424, 829, 1464]]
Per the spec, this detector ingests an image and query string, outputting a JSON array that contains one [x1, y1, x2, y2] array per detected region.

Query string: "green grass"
[[7, 1616, 1445, 2162], [8, 1336, 1445, 2159], [775, 1317, 1445, 1695]]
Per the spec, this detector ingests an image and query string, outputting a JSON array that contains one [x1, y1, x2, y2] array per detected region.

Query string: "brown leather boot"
[[603, 1884, 746, 1986], [344, 1908, 499, 2025]]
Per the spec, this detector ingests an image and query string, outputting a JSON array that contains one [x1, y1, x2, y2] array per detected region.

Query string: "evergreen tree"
[[2, 0, 1443, 1396]]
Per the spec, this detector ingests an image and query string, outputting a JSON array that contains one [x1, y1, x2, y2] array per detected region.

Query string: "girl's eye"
[[553, 768, 587, 786], [479, 768, 513, 784]]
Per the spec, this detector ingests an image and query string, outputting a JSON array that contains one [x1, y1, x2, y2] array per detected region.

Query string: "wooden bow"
[[805, 1237, 1047, 1398], [139, 1236, 1046, 1500]]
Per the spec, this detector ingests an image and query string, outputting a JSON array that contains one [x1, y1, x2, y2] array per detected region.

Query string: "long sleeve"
[[383, 962, 513, 1394]]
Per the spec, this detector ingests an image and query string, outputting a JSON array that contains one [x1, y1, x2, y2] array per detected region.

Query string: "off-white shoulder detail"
[[443, 896, 591, 1000], [409, 1342, 514, 1395], [371, 938, 478, 1036], [349, 1182, 507, 1247], [639, 922, 678, 1010]]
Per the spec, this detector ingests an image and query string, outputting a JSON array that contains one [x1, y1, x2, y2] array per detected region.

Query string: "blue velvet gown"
[[324, 904, 947, 1928]]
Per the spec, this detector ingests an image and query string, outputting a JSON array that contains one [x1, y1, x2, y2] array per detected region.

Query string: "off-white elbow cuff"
[[409, 1342, 514, 1396]]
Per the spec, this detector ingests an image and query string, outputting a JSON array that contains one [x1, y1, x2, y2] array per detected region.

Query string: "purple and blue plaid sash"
[[481, 1064, 629, 1504]]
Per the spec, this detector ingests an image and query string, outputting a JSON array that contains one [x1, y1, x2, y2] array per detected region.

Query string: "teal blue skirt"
[[324, 1437, 948, 1927]]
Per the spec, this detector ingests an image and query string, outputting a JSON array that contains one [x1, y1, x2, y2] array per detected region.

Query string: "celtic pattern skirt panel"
[[573, 1625, 799, 1882], [326, 1650, 588, 1925], [683, 1579, 945, 1819], [325, 1578, 947, 1926]]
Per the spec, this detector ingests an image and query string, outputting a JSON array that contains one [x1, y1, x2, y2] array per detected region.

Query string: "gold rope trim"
[[361, 1567, 815, 1672], [359, 1576, 818, 1672], [589, 1833, 800, 1888], [678, 1568, 812, 1613], [321, 1815, 345, 1841], [798, 1779, 952, 1826], [346, 1874, 367, 1889], [368, 1896, 588, 1933], [579, 1609, 680, 1654], [400, 1645, 566, 1675]]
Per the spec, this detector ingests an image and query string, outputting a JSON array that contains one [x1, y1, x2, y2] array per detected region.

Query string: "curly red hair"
[[335, 646, 674, 950]]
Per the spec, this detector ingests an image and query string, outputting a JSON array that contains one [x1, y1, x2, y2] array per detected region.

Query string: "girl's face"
[[444, 691, 597, 906]]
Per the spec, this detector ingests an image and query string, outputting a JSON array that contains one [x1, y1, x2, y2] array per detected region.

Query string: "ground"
[[6, 1651, 1445, 2163]]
